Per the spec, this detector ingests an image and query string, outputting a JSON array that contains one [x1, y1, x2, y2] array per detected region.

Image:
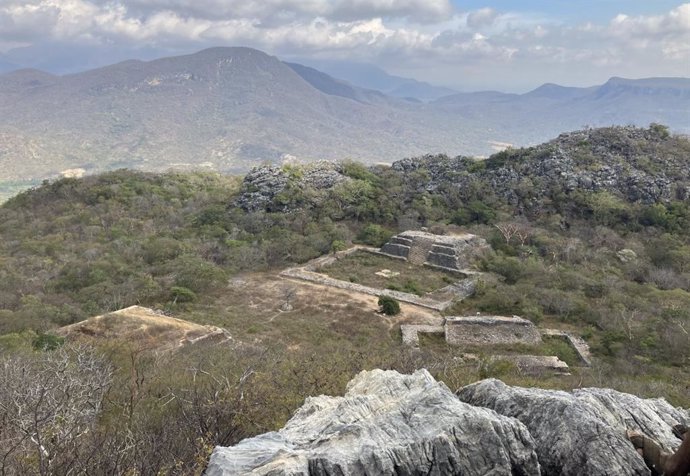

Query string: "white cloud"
[[331, 0, 452, 23], [0, 1, 687, 90], [466, 7, 499, 29]]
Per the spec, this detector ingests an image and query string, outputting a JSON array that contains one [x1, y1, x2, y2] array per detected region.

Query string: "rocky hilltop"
[[235, 125, 690, 216], [458, 379, 688, 475], [393, 125, 690, 211], [207, 370, 689, 475], [236, 161, 349, 212]]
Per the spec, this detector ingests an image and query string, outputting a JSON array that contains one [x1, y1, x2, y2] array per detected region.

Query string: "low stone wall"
[[541, 329, 592, 366], [400, 325, 444, 346], [280, 245, 479, 311], [280, 267, 455, 311], [444, 315, 543, 347], [301, 245, 376, 271], [492, 355, 570, 376]]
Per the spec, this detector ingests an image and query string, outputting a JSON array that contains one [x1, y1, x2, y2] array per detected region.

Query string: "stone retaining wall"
[[445, 315, 543, 346], [380, 236, 413, 259], [378, 231, 489, 272], [280, 267, 455, 311], [492, 355, 570, 376], [400, 325, 445, 346], [541, 329, 592, 366]]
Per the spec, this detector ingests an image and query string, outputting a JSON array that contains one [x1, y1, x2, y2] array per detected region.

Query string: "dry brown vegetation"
[[319, 251, 458, 295]]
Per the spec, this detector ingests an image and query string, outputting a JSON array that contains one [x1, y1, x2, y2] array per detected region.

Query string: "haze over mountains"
[[0, 46, 688, 184], [290, 59, 458, 101]]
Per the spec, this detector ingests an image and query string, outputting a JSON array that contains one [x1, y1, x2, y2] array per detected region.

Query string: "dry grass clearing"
[[182, 273, 400, 352], [319, 251, 459, 296]]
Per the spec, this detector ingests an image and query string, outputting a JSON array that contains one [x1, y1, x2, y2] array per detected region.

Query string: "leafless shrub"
[[647, 267, 688, 291], [0, 344, 112, 475]]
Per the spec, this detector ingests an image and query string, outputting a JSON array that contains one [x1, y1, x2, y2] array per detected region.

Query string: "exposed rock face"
[[392, 126, 690, 210], [379, 231, 489, 271], [236, 161, 349, 212], [457, 379, 690, 476], [206, 369, 541, 475]]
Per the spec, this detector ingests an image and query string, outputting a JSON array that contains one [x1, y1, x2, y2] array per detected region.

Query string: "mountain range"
[[289, 59, 458, 101], [0, 46, 688, 184]]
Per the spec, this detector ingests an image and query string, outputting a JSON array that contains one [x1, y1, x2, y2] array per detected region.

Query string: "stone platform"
[[379, 230, 489, 272]]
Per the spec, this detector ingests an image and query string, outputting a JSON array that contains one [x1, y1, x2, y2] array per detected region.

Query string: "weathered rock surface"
[[457, 379, 690, 476], [206, 369, 541, 475], [392, 126, 690, 211], [236, 161, 349, 212]]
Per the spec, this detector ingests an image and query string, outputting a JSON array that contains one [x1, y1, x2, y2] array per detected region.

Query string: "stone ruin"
[[400, 315, 593, 375], [444, 315, 543, 346], [401, 315, 542, 348], [379, 230, 489, 272]]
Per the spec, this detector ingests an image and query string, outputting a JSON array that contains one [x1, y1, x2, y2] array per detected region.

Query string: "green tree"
[[378, 296, 401, 315]]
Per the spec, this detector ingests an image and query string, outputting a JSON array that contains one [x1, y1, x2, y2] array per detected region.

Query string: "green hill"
[[0, 125, 688, 474]]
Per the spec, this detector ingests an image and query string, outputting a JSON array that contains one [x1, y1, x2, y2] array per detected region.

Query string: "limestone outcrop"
[[206, 369, 541, 475], [392, 126, 690, 211], [206, 370, 689, 476], [236, 161, 349, 212], [457, 379, 690, 476]]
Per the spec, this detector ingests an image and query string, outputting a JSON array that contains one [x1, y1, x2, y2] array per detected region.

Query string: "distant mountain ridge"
[[0, 46, 688, 185], [292, 59, 458, 101]]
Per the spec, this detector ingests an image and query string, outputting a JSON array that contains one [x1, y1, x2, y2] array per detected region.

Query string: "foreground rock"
[[206, 369, 540, 475], [458, 379, 689, 476]]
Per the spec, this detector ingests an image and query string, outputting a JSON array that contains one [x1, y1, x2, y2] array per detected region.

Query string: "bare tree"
[[494, 223, 520, 245], [0, 344, 112, 475], [494, 222, 532, 247]]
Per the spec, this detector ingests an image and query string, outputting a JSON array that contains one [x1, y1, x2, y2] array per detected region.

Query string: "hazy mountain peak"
[[0, 68, 58, 94], [1, 67, 55, 78], [285, 62, 390, 104], [292, 58, 457, 101], [525, 83, 594, 100], [0, 46, 687, 186]]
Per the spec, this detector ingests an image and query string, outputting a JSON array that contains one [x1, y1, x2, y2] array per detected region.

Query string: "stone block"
[[444, 315, 542, 346]]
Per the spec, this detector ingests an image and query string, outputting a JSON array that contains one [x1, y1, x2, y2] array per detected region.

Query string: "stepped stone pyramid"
[[379, 230, 489, 271]]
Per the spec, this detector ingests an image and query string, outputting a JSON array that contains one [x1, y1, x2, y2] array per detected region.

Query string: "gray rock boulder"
[[206, 369, 541, 475], [457, 379, 690, 476]]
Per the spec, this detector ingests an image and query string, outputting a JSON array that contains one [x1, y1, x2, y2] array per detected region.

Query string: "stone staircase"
[[380, 235, 412, 259], [407, 236, 435, 265], [426, 243, 458, 269]]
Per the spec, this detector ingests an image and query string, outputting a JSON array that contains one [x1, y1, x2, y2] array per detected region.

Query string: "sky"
[[0, 0, 688, 91]]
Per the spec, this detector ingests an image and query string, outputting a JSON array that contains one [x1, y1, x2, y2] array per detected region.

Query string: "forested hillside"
[[0, 125, 689, 474]]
